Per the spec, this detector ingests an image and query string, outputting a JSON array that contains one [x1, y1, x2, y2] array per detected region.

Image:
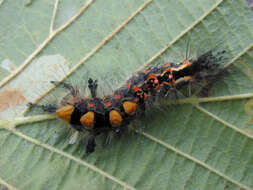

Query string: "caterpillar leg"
[[86, 135, 96, 154], [85, 127, 110, 153], [160, 84, 186, 100], [27, 102, 57, 113], [159, 85, 177, 98], [88, 78, 98, 98]]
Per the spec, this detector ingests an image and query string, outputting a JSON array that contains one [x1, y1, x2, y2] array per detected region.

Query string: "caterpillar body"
[[29, 48, 228, 154]]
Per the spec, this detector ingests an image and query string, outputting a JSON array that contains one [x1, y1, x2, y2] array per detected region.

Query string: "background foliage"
[[0, 0, 253, 190]]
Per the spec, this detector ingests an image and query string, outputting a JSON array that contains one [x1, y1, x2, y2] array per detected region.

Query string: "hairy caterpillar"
[[28, 46, 229, 154]]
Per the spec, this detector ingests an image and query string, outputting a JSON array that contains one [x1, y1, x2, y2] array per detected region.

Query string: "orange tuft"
[[184, 76, 193, 81], [133, 86, 142, 92], [123, 101, 137, 115], [56, 105, 75, 122], [147, 74, 160, 90], [109, 110, 123, 127], [179, 60, 192, 69], [115, 93, 121, 100], [161, 68, 172, 77], [148, 73, 156, 80], [80, 111, 95, 130]]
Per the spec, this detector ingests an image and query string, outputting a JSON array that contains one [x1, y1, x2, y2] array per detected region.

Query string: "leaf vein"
[[0, 0, 94, 88], [50, 0, 60, 34], [6, 128, 136, 190], [21, 0, 153, 115], [133, 0, 224, 74], [139, 131, 252, 190], [194, 105, 253, 140], [0, 176, 18, 190], [165, 93, 253, 105]]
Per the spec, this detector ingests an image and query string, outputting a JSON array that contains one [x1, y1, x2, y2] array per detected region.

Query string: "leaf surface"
[[0, 0, 253, 190]]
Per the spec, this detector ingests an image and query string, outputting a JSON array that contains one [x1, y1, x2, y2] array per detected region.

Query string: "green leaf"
[[0, 0, 253, 190]]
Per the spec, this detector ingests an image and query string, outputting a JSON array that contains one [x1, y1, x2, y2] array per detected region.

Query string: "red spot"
[[133, 86, 141, 92], [88, 103, 95, 108], [163, 63, 169, 68], [148, 73, 156, 80], [155, 85, 160, 90], [127, 83, 131, 89], [144, 93, 149, 100], [75, 99, 81, 103], [154, 80, 160, 90], [115, 94, 121, 100], [105, 101, 112, 107]]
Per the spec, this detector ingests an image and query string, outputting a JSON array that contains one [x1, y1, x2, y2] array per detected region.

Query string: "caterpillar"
[[28, 47, 228, 154]]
